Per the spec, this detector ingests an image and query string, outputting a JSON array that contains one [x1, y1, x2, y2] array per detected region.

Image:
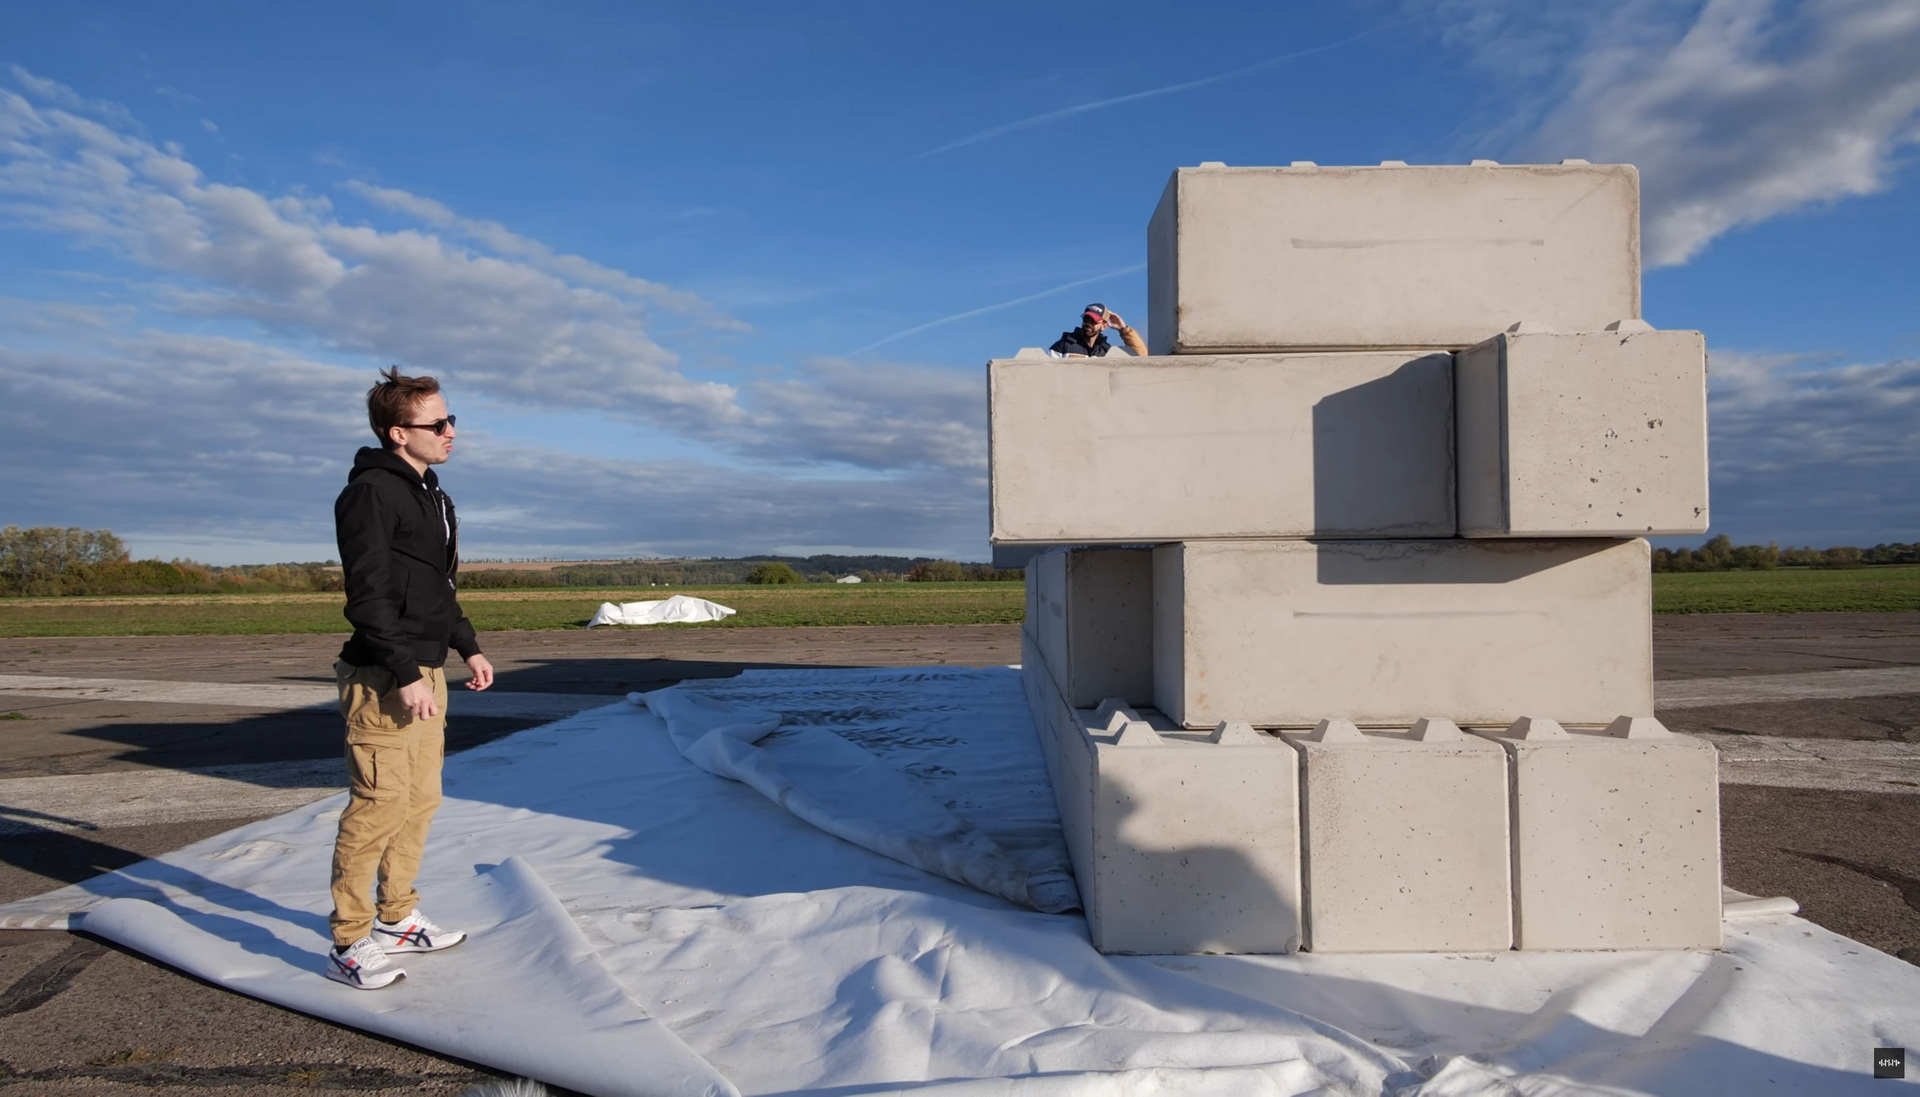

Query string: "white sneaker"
[[327, 936, 404, 990], [373, 908, 466, 953]]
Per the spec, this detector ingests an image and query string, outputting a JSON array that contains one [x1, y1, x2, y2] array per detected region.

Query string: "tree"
[[1699, 534, 1734, 570], [745, 561, 803, 584], [1822, 546, 1864, 569], [1727, 542, 1779, 570], [905, 559, 967, 582], [0, 526, 128, 595]]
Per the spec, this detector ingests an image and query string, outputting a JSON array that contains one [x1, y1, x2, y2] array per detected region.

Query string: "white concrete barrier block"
[[1023, 653, 1303, 954], [1605, 318, 1655, 333], [1308, 717, 1367, 743], [1456, 329, 1709, 537], [1147, 162, 1640, 353], [1093, 697, 1144, 732], [1210, 720, 1264, 745], [1410, 716, 1466, 742], [1154, 539, 1653, 728], [1285, 726, 1512, 952], [1026, 548, 1154, 709], [1506, 715, 1571, 741], [1605, 714, 1672, 739], [1476, 722, 1723, 950], [989, 351, 1455, 543]]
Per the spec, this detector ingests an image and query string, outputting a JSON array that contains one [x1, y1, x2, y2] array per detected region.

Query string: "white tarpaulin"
[[638, 681, 1080, 912], [587, 595, 736, 627], [1, 667, 1916, 1096]]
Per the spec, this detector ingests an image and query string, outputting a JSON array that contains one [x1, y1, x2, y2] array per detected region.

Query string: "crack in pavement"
[[0, 936, 107, 1018], [1785, 849, 1920, 918], [0, 1057, 494, 1089]]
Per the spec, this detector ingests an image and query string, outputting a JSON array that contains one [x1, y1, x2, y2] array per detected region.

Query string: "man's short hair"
[[367, 366, 441, 449]]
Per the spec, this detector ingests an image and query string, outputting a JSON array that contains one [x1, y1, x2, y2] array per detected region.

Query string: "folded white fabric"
[[587, 595, 736, 627], [637, 686, 1081, 913]]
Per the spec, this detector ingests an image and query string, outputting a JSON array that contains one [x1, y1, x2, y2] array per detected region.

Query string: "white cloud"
[[0, 67, 991, 490], [342, 180, 738, 329], [738, 358, 987, 473], [1703, 349, 1920, 544], [0, 332, 984, 562], [0, 68, 1061, 561], [0, 75, 739, 425], [1440, 0, 1920, 265]]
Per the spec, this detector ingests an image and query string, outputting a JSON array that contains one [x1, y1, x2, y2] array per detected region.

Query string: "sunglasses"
[[397, 415, 457, 436]]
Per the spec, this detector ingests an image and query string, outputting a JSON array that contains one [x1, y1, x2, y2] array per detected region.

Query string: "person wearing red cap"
[[1047, 303, 1148, 358]]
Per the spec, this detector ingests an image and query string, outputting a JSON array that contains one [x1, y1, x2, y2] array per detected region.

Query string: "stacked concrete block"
[[1285, 718, 1512, 953], [1478, 716, 1723, 949], [1147, 162, 1640, 353], [1152, 538, 1652, 728], [1022, 615, 1303, 955], [989, 351, 1455, 544], [1456, 326, 1709, 537], [1024, 547, 1154, 709], [994, 160, 1720, 955]]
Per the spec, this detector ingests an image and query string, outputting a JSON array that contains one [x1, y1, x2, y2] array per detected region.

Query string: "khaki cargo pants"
[[329, 661, 446, 947]]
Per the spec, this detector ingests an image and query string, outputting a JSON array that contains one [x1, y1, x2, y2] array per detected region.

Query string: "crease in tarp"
[[636, 686, 1080, 914], [79, 855, 737, 1097]]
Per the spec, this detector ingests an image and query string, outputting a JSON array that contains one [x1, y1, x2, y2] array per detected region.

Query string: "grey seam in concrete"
[[1655, 667, 1920, 709], [0, 673, 623, 719]]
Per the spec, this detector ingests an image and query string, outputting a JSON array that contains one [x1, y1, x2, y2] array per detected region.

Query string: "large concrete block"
[[1022, 651, 1302, 954], [1153, 539, 1652, 728], [1476, 716, 1722, 950], [1457, 328, 1709, 537], [989, 351, 1455, 543], [1025, 548, 1154, 708], [1147, 162, 1640, 353], [1284, 719, 1512, 952]]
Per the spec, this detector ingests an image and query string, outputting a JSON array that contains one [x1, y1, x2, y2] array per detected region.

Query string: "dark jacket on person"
[[1048, 328, 1114, 357], [335, 446, 480, 687]]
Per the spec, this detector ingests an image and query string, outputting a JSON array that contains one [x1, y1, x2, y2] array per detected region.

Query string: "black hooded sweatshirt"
[[334, 446, 481, 687]]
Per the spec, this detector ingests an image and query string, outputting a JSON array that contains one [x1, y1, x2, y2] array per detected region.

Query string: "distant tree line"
[[0, 525, 341, 596], [0, 528, 1020, 595], [461, 553, 1022, 587], [1653, 534, 1920, 572]]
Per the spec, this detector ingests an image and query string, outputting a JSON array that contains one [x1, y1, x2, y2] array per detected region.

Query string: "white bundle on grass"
[[586, 594, 736, 627]]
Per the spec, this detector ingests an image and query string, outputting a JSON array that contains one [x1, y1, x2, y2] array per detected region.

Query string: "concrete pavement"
[[0, 617, 1915, 1093]]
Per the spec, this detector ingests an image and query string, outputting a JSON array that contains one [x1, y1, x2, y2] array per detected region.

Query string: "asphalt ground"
[[0, 616, 1916, 1094]]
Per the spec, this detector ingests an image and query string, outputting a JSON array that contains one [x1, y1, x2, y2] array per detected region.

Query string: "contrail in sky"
[[913, 24, 1400, 160], [845, 263, 1146, 357]]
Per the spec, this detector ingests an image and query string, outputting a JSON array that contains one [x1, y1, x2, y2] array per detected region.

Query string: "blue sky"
[[2, 0, 1917, 563]]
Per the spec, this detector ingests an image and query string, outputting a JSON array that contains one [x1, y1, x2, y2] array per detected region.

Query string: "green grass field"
[[0, 583, 1027, 637], [1652, 565, 1920, 614], [1, 567, 1915, 637]]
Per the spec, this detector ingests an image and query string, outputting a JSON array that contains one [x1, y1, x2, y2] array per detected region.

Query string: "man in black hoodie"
[[325, 367, 493, 990]]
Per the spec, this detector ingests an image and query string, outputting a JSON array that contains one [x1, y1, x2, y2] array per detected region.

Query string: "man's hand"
[[397, 678, 440, 721], [464, 653, 494, 691], [1104, 310, 1127, 330]]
